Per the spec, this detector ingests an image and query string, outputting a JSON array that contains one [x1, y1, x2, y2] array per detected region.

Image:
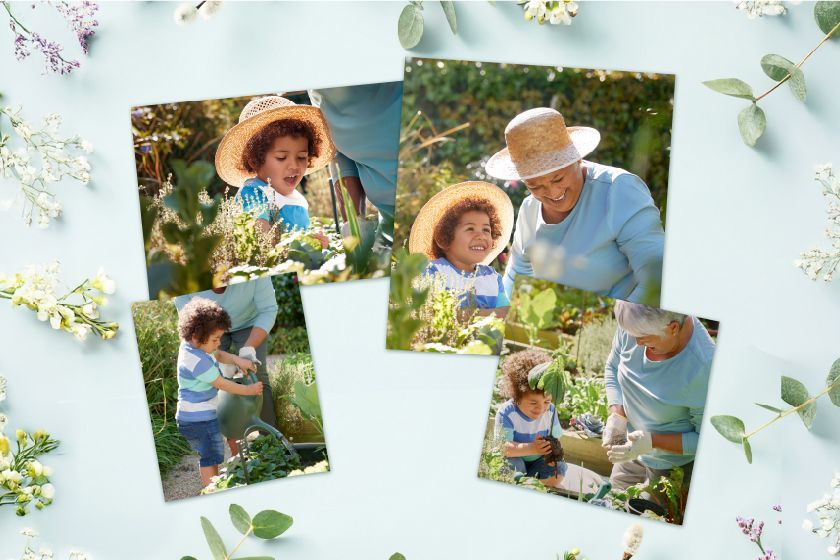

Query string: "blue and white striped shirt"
[[494, 399, 562, 462], [175, 342, 221, 423], [425, 257, 509, 309]]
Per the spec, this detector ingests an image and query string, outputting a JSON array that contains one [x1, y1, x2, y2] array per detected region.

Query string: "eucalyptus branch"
[[743, 382, 836, 439]]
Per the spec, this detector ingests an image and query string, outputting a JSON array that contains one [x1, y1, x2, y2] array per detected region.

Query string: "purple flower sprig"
[[737, 508, 781, 560], [3, 1, 99, 75]]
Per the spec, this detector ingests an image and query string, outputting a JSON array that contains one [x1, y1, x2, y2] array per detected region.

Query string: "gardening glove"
[[602, 412, 628, 448], [238, 346, 261, 366], [606, 430, 653, 464], [219, 362, 240, 379]]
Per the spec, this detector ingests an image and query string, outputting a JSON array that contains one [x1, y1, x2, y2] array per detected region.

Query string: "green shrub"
[[151, 413, 193, 477], [268, 354, 319, 440], [271, 273, 306, 328], [573, 314, 618, 375], [132, 300, 180, 416], [267, 326, 311, 354]]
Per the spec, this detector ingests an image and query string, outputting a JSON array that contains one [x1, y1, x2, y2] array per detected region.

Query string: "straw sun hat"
[[485, 107, 600, 181], [215, 95, 336, 187], [409, 181, 515, 266]]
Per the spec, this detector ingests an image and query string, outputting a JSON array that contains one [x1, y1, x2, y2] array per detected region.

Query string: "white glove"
[[602, 413, 628, 448], [607, 430, 653, 464], [238, 346, 261, 366], [219, 363, 240, 379]]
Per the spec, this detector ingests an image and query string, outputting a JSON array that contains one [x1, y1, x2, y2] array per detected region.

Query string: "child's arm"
[[503, 437, 552, 458], [215, 350, 257, 373], [211, 375, 263, 396]]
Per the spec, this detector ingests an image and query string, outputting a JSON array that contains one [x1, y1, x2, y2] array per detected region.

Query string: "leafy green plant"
[[704, 2, 840, 147], [566, 376, 609, 425], [398, 1, 457, 49], [287, 381, 324, 438], [204, 435, 303, 493], [180, 503, 293, 560], [386, 250, 431, 350], [267, 326, 311, 354], [711, 358, 840, 463], [518, 287, 557, 346], [337, 177, 385, 277]]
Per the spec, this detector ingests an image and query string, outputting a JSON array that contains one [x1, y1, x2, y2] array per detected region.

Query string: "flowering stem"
[[2, 1, 31, 33], [744, 381, 839, 439], [755, 19, 840, 102]]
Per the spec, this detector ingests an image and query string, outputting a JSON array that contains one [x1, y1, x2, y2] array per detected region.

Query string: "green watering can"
[[216, 369, 298, 467]]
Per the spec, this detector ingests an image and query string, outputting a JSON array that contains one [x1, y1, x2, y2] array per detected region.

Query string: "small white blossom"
[[173, 2, 198, 24], [735, 0, 787, 18], [20, 527, 38, 538], [198, 0, 223, 18]]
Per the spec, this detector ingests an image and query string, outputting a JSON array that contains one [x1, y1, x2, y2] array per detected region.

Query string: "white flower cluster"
[[735, 0, 787, 19], [173, 1, 223, 25], [795, 164, 840, 282], [0, 106, 92, 228], [802, 473, 840, 556], [522, 0, 579, 25], [287, 460, 330, 477], [0, 378, 59, 516], [14, 527, 90, 560], [0, 262, 118, 341]]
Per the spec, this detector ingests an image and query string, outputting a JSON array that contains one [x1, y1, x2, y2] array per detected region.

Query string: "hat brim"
[[215, 105, 336, 188], [408, 181, 515, 266], [485, 126, 601, 181]]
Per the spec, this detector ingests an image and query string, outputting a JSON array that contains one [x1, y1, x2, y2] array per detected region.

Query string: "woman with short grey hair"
[[601, 299, 716, 514]]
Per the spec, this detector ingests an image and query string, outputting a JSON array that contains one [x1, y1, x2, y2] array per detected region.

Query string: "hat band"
[[511, 144, 582, 180]]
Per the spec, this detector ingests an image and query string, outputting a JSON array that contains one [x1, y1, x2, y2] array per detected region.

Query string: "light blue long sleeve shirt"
[[174, 278, 278, 334], [502, 161, 664, 304], [603, 317, 716, 470], [308, 82, 402, 223]]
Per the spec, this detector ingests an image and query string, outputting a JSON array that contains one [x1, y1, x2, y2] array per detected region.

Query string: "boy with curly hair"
[[175, 297, 264, 487], [494, 347, 567, 487]]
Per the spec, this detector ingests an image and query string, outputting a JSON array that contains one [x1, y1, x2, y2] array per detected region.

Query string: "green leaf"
[[398, 3, 424, 49], [814, 1, 840, 36], [826, 357, 840, 406], [231, 557, 274, 560], [742, 437, 753, 464], [798, 401, 818, 429], [440, 1, 457, 34], [538, 369, 567, 403], [229, 504, 252, 535], [390, 555, 407, 560], [737, 103, 766, 147], [180, 557, 198, 560], [252, 510, 294, 539], [755, 403, 783, 414], [702, 78, 755, 100], [710, 415, 746, 444], [787, 67, 807, 101], [781, 375, 809, 407], [200, 517, 227, 560], [291, 381, 321, 422], [760, 53, 796, 81]]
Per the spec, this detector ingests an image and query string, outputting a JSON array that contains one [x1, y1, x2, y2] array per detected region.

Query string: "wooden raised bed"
[[560, 429, 612, 477]]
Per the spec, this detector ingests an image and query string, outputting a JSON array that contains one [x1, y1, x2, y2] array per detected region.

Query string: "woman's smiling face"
[[523, 160, 585, 222], [256, 135, 309, 195]]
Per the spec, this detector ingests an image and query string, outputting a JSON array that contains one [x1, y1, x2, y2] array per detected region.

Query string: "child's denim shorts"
[[177, 419, 225, 467], [507, 456, 568, 480]]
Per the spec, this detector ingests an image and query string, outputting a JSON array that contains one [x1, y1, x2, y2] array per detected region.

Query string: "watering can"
[[216, 368, 297, 459]]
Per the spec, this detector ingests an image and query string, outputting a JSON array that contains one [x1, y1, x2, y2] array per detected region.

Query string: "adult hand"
[[602, 412, 628, 448], [235, 356, 257, 373], [606, 430, 653, 463], [238, 346, 262, 366]]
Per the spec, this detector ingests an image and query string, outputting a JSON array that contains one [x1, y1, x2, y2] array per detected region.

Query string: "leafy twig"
[[181, 504, 293, 560]]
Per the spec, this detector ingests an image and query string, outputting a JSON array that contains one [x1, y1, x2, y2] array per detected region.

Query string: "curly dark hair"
[[432, 197, 502, 259], [240, 118, 320, 174], [501, 348, 552, 402], [177, 297, 232, 345]]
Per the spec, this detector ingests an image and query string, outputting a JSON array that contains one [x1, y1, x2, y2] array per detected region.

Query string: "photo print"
[[132, 81, 402, 299], [131, 273, 327, 501], [478, 276, 719, 525], [387, 58, 673, 355]]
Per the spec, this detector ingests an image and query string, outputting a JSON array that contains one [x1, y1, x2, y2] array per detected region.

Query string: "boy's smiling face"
[[193, 328, 225, 355], [516, 390, 552, 421], [256, 135, 309, 196], [440, 210, 494, 271]]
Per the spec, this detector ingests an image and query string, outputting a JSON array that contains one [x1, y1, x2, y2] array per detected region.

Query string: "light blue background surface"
[[1, 2, 838, 558]]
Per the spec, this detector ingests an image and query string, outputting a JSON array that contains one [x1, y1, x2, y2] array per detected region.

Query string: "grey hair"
[[613, 300, 687, 337]]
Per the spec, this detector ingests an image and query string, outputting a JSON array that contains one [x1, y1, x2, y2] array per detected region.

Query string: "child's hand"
[[532, 436, 552, 455], [313, 230, 329, 249], [245, 382, 263, 396], [235, 356, 257, 373]]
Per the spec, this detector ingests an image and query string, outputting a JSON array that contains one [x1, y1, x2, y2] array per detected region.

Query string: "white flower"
[[20, 527, 38, 538], [198, 0, 222, 18], [832, 472, 840, 488], [803, 519, 814, 531], [28, 460, 43, 476], [174, 2, 199, 24], [735, 0, 787, 18], [72, 323, 92, 342], [623, 523, 644, 554], [39, 483, 55, 500], [80, 140, 93, 153], [828, 545, 839, 555], [91, 268, 116, 294], [42, 465, 53, 476]]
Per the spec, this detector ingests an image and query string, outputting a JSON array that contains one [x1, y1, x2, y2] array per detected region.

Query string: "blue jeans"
[[507, 456, 568, 480], [178, 419, 224, 467]]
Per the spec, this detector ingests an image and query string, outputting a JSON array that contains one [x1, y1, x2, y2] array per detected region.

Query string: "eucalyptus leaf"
[[252, 510, 294, 539], [440, 0, 457, 34], [814, 1, 840, 36], [390, 555, 407, 560], [781, 375, 809, 407], [827, 357, 840, 406], [742, 437, 753, 464], [180, 557, 198, 560], [797, 401, 818, 429], [787, 67, 807, 101], [200, 517, 227, 560], [229, 504, 252, 535], [231, 557, 274, 560], [711, 415, 746, 444], [755, 403, 783, 414], [398, 3, 424, 49], [760, 53, 796, 81], [737, 103, 766, 147], [702, 78, 755, 100]]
